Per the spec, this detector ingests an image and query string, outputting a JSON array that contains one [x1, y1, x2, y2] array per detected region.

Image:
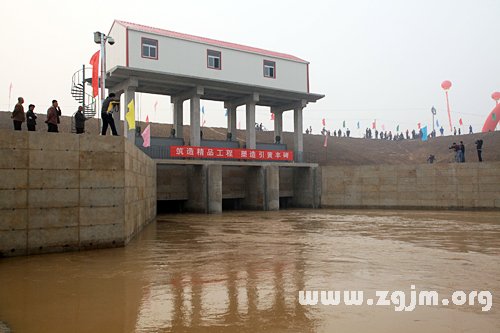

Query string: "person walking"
[[101, 93, 118, 136], [26, 104, 37, 131], [46, 100, 60, 133], [11, 97, 25, 130], [74, 106, 88, 134], [475, 139, 483, 162]]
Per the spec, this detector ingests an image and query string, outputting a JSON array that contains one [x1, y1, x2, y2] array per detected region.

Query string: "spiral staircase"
[[70, 66, 97, 132]]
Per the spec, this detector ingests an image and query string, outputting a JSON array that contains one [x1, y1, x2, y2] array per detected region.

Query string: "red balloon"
[[491, 92, 500, 101], [441, 80, 452, 90], [482, 104, 500, 132]]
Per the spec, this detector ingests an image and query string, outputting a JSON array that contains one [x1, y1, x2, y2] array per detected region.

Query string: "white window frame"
[[142, 38, 158, 60], [263, 60, 276, 78], [207, 49, 221, 70]]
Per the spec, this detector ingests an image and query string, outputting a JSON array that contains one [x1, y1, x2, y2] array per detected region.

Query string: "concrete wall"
[[0, 130, 156, 257], [322, 163, 500, 209]]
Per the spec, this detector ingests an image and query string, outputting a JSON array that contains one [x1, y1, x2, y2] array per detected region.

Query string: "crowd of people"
[[9, 94, 119, 136]]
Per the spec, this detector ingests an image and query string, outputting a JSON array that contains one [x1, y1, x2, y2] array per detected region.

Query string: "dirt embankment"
[[1, 111, 498, 165]]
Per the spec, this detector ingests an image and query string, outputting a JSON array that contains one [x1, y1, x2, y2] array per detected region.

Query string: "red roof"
[[115, 20, 308, 64]]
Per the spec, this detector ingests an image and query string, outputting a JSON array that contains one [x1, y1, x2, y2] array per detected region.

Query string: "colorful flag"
[[126, 99, 135, 130], [323, 134, 328, 148], [343, 120, 346, 128], [357, 121, 360, 129], [322, 118, 326, 126], [271, 112, 275, 121], [421, 126, 428, 141], [141, 124, 151, 147], [459, 118, 463, 126], [89, 50, 100, 97], [372, 120, 376, 129]]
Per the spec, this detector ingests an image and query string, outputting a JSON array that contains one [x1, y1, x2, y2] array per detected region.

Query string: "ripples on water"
[[0, 209, 499, 332]]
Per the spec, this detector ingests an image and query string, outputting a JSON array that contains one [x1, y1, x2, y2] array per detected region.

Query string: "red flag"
[[141, 124, 151, 148], [89, 51, 100, 97], [146, 115, 149, 123], [459, 118, 463, 126], [322, 118, 326, 126], [323, 135, 328, 148], [417, 123, 421, 129], [372, 120, 376, 129], [271, 113, 275, 121]]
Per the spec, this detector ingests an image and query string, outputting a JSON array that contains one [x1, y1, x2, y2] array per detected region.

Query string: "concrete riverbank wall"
[[0, 130, 156, 257], [322, 162, 500, 209]]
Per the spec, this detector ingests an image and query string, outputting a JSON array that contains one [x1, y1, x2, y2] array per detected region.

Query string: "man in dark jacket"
[[26, 104, 37, 131], [101, 93, 118, 136], [11, 97, 25, 130], [46, 100, 60, 133], [74, 106, 88, 134]]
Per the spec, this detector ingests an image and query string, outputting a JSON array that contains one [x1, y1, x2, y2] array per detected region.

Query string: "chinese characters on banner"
[[170, 146, 294, 161]]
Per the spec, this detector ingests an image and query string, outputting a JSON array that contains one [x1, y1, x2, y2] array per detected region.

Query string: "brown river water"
[[0, 209, 499, 333]]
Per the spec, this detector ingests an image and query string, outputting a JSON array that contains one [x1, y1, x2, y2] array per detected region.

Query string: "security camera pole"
[[94, 31, 114, 132]]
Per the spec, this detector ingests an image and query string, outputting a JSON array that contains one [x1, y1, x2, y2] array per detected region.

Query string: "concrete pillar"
[[292, 166, 321, 208], [190, 95, 201, 146], [264, 165, 280, 211], [242, 166, 264, 209], [185, 164, 222, 213], [227, 106, 237, 140], [173, 100, 183, 139], [186, 165, 207, 213], [124, 87, 136, 142], [293, 107, 304, 162], [273, 109, 283, 143], [207, 164, 222, 213], [246, 102, 256, 149]]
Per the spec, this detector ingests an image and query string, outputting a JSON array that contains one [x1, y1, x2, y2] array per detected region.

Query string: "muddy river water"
[[0, 209, 499, 332]]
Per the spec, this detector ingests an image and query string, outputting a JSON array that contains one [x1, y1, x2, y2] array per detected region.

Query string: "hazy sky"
[[1, 0, 499, 135]]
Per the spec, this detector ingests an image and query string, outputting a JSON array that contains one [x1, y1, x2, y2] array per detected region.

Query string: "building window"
[[263, 60, 276, 78], [207, 49, 221, 70], [142, 38, 158, 59]]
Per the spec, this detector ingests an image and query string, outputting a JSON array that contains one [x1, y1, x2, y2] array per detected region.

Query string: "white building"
[[104, 20, 324, 160]]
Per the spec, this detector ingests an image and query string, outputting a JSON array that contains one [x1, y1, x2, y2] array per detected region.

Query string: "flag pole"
[[8, 82, 12, 110], [445, 90, 452, 133]]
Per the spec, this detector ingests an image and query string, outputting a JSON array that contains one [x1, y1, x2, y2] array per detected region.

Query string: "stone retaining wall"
[[322, 162, 500, 209], [0, 130, 156, 257]]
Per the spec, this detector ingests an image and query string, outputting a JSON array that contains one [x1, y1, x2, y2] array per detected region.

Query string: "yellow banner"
[[126, 99, 135, 130]]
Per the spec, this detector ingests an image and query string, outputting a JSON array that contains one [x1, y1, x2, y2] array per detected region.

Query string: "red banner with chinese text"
[[170, 146, 294, 161]]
